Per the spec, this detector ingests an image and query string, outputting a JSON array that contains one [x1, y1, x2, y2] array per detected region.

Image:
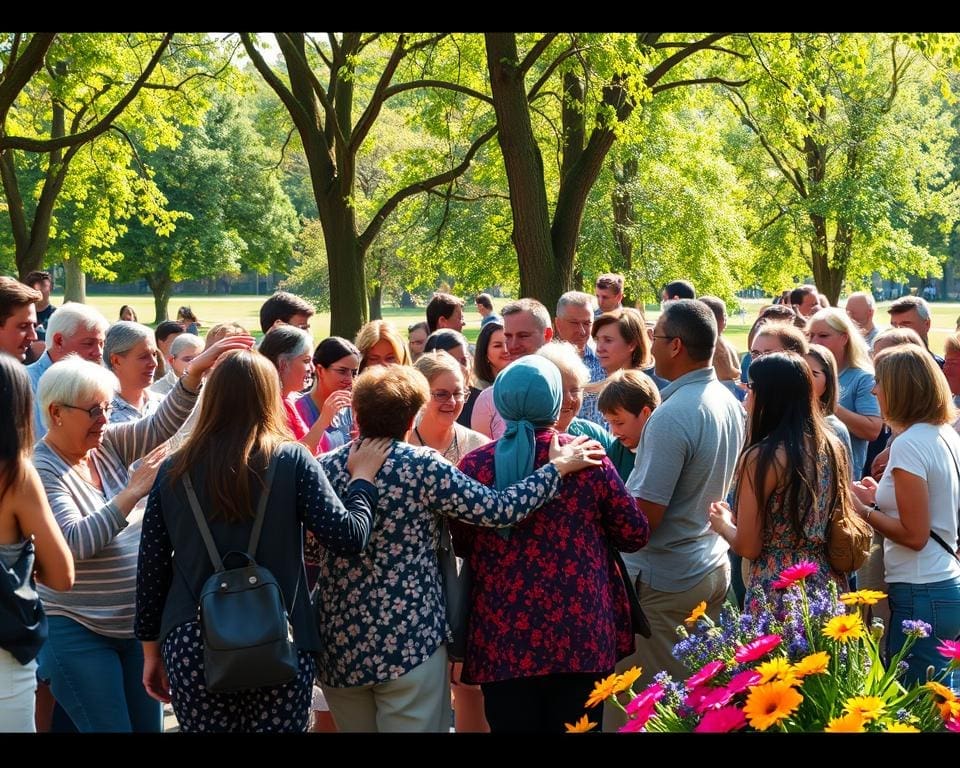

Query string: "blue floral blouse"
[[314, 440, 562, 688]]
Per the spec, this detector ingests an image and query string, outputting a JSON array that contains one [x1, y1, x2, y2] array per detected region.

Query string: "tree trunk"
[[63, 258, 85, 303], [146, 272, 172, 323], [368, 283, 382, 321], [485, 34, 561, 309], [612, 157, 637, 270]]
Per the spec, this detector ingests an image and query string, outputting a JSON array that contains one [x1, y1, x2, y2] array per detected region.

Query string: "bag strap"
[[182, 453, 280, 571], [934, 433, 960, 562]]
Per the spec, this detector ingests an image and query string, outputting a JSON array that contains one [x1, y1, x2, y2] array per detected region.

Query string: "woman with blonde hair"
[[135, 350, 389, 732], [0, 356, 73, 731], [355, 320, 410, 371], [807, 307, 882, 478], [851, 344, 960, 687]]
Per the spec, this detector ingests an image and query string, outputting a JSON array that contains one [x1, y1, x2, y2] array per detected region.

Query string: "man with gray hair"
[[151, 333, 204, 395], [888, 295, 943, 366], [623, 300, 744, 690], [554, 291, 606, 425], [471, 298, 553, 439], [26, 301, 109, 437], [845, 291, 881, 352]]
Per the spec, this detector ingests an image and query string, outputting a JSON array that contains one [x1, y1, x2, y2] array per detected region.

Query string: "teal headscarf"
[[492, 355, 562, 491]]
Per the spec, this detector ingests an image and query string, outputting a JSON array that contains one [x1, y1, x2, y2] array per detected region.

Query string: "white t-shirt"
[[875, 422, 960, 584]]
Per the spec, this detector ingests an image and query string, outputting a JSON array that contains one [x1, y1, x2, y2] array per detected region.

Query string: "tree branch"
[[651, 41, 747, 59], [382, 79, 494, 105], [1, 33, 172, 153], [646, 33, 731, 87], [652, 76, 748, 95], [518, 33, 559, 75], [425, 188, 510, 203], [351, 35, 409, 153], [0, 33, 56, 126], [359, 124, 498, 251], [405, 33, 448, 54], [528, 44, 581, 101], [240, 34, 314, 140]]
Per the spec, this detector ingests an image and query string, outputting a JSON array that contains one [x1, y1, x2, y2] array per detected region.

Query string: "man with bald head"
[[845, 292, 880, 352]]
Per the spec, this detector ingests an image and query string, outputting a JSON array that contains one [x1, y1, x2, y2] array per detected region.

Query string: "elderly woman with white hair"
[[33, 334, 254, 732], [807, 307, 882, 478], [150, 333, 204, 396], [103, 321, 163, 424]]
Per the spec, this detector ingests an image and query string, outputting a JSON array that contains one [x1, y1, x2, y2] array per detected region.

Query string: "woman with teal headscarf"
[[452, 356, 651, 733]]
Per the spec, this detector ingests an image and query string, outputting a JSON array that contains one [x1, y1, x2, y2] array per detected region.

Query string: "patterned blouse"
[[314, 440, 563, 688], [451, 429, 650, 685]]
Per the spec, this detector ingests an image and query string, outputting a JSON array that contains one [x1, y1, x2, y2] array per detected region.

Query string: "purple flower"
[[901, 620, 932, 639]]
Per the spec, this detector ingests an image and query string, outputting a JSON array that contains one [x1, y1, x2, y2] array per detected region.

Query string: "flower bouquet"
[[569, 562, 960, 732]]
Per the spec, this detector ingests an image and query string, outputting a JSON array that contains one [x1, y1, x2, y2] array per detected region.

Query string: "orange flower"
[[822, 613, 864, 643], [584, 673, 621, 709], [564, 715, 598, 733], [825, 712, 865, 732], [925, 681, 957, 702], [685, 601, 708, 625], [742, 681, 803, 731], [843, 696, 884, 722], [791, 651, 830, 678], [756, 657, 795, 684], [614, 666, 643, 694]]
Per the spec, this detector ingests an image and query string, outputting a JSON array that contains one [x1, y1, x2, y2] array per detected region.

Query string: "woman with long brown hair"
[[135, 349, 390, 732], [0, 355, 73, 731]]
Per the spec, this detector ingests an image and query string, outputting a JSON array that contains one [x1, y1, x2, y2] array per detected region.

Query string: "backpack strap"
[[183, 473, 224, 572], [247, 453, 280, 559], [934, 433, 960, 562], [182, 452, 280, 571]]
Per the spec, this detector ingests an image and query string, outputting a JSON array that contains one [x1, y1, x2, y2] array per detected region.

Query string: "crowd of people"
[[0, 269, 958, 734]]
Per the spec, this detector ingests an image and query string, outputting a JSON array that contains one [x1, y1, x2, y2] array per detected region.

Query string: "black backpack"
[[182, 454, 300, 693]]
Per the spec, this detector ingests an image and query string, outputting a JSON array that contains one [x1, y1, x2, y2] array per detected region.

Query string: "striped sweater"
[[34, 380, 198, 638]]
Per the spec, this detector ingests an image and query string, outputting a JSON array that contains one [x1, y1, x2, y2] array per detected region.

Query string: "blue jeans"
[[887, 576, 960, 690], [37, 616, 162, 732]]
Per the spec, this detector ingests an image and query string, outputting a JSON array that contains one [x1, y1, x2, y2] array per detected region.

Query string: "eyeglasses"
[[430, 389, 467, 402], [328, 365, 359, 377], [60, 402, 112, 420]]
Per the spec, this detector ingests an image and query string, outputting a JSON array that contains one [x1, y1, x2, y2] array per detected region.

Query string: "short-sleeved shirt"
[[625, 367, 745, 591], [875, 422, 960, 584], [837, 366, 881, 478]]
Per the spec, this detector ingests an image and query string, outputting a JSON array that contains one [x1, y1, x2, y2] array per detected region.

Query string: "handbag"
[[0, 538, 47, 665], [610, 547, 652, 639], [826, 497, 872, 574], [437, 516, 471, 661], [182, 454, 300, 693]]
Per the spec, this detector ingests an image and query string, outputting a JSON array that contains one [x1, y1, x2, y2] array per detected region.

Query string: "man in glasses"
[[554, 291, 606, 426]]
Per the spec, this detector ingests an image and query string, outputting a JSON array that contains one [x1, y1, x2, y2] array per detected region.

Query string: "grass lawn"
[[78, 293, 960, 359]]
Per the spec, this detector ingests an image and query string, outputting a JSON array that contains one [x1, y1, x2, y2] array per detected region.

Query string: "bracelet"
[[865, 502, 879, 522]]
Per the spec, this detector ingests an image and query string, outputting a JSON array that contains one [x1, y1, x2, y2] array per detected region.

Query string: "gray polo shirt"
[[625, 366, 744, 592]]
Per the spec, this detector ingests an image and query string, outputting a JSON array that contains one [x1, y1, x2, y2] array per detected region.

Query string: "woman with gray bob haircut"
[[103, 321, 163, 424], [32, 333, 254, 732]]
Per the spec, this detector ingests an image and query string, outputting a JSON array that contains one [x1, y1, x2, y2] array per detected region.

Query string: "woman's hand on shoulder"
[[548, 433, 605, 477], [347, 437, 392, 483]]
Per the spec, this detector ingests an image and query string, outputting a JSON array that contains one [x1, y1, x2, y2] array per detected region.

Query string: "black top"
[[134, 442, 377, 652]]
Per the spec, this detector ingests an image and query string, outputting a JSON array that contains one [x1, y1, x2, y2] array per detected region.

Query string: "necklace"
[[414, 426, 459, 464]]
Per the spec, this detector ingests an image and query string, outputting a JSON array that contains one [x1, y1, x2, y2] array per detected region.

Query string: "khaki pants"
[[321, 644, 451, 732], [602, 560, 730, 732]]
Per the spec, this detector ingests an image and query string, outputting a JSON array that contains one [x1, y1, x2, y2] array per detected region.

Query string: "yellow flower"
[[756, 657, 795, 684], [614, 666, 643, 694], [564, 715, 598, 733], [791, 651, 830, 678], [883, 722, 920, 733], [843, 696, 885, 722], [822, 613, 864, 643], [925, 681, 957, 702], [838, 589, 887, 606], [685, 601, 707, 626], [825, 712, 866, 732], [584, 673, 621, 709], [742, 681, 804, 731]]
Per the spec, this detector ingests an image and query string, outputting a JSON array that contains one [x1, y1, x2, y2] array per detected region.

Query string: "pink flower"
[[683, 685, 710, 711], [695, 686, 735, 713], [626, 683, 664, 716], [686, 660, 726, 689], [695, 706, 747, 733], [771, 561, 819, 589], [947, 716, 960, 733], [937, 639, 960, 662], [618, 715, 647, 733], [725, 669, 763, 696], [734, 634, 782, 663]]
